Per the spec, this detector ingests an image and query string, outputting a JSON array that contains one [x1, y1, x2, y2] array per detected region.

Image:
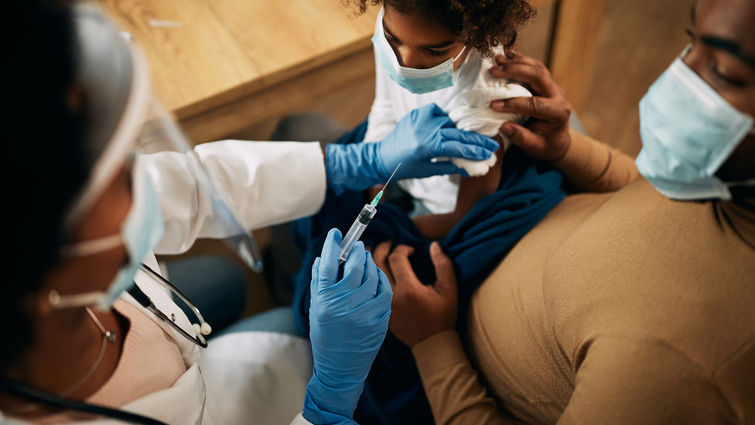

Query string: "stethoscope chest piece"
[[129, 264, 211, 348]]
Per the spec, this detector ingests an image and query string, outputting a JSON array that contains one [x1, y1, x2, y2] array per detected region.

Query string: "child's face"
[[382, 5, 467, 70]]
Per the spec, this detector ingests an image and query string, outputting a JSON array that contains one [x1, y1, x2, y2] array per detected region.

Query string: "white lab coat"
[[1, 140, 327, 425]]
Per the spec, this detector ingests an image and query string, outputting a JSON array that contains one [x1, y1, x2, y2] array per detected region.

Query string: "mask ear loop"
[[51, 233, 126, 309], [725, 178, 755, 188], [452, 45, 467, 63], [48, 290, 106, 309], [61, 234, 124, 258]]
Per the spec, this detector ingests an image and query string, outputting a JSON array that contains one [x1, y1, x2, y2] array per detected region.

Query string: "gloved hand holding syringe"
[[339, 163, 402, 263]]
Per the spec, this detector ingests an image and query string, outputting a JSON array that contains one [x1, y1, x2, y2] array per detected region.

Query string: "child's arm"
[[413, 135, 504, 240]]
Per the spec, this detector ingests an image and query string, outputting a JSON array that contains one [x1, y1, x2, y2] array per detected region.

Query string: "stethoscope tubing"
[[0, 375, 167, 425]]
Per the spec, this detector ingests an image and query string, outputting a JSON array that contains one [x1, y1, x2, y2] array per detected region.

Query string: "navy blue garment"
[[292, 121, 566, 424]]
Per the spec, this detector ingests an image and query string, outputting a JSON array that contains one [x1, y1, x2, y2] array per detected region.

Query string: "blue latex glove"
[[326, 103, 499, 194], [303, 229, 393, 425]]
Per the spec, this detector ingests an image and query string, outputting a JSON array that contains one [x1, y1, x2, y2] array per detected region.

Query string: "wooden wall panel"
[[549, 0, 606, 114]]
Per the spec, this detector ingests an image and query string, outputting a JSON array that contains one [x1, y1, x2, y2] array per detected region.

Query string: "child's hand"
[[373, 242, 458, 348], [488, 50, 572, 162]]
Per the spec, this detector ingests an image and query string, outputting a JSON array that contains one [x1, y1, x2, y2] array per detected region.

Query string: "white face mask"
[[636, 48, 755, 201], [50, 159, 165, 311], [371, 7, 466, 94]]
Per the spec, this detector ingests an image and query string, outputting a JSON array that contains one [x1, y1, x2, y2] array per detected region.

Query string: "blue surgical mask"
[[372, 8, 466, 94], [636, 49, 755, 201], [52, 158, 165, 311]]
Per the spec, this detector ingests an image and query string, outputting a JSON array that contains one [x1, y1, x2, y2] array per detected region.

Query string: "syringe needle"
[[380, 162, 402, 192], [341, 163, 404, 263]]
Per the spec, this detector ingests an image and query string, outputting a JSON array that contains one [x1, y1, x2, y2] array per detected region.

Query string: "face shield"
[[64, 4, 263, 273], [134, 99, 266, 272]]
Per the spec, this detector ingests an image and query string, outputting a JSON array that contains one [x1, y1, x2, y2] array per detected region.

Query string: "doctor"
[[0, 2, 499, 425]]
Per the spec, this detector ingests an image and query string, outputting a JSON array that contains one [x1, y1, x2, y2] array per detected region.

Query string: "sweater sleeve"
[[414, 332, 749, 425], [553, 129, 639, 193], [557, 336, 744, 425], [412, 331, 515, 425]]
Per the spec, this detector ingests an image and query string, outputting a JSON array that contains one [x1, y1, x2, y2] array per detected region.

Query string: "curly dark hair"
[[347, 0, 536, 57]]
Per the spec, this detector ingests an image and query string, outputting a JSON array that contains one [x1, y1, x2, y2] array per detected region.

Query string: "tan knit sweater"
[[412, 130, 755, 425]]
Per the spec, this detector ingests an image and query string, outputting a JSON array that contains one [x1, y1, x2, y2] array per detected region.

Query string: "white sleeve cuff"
[[289, 412, 313, 425]]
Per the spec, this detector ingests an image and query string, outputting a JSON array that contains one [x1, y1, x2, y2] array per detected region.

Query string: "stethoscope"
[[130, 263, 213, 348], [0, 264, 212, 425]]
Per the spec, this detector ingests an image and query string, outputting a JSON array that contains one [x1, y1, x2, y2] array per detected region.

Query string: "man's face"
[[687, 0, 755, 181]]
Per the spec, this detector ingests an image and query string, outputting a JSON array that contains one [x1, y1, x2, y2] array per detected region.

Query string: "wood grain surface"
[[97, 0, 377, 141]]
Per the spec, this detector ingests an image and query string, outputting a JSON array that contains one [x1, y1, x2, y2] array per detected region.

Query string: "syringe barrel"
[[359, 203, 378, 222], [339, 204, 376, 263]]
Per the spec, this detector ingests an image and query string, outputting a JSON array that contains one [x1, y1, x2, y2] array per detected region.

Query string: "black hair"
[[347, 0, 536, 57], [3, 0, 89, 370]]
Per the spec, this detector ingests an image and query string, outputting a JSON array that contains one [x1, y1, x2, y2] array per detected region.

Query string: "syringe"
[[338, 163, 402, 263]]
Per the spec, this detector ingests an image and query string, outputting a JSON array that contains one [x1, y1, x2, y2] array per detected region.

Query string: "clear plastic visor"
[[64, 96, 263, 272], [133, 99, 265, 272]]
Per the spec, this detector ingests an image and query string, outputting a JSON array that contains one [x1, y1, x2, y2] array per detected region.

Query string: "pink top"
[[33, 299, 187, 424], [86, 299, 188, 406]]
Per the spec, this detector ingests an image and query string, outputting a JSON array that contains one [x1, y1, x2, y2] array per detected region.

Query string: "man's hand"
[[373, 241, 458, 348], [489, 50, 573, 162]]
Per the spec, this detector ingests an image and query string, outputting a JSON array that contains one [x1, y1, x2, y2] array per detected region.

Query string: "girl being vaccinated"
[[361, 0, 536, 238]]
